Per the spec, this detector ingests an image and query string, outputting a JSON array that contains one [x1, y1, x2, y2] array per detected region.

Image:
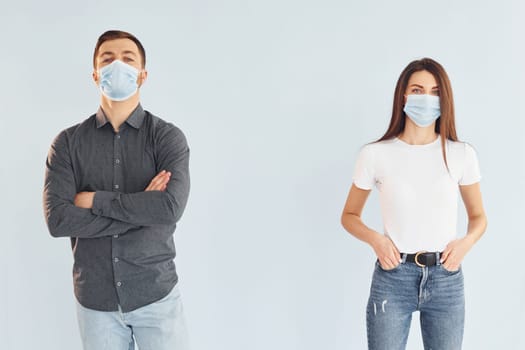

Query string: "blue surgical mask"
[[403, 94, 441, 127], [98, 60, 140, 101]]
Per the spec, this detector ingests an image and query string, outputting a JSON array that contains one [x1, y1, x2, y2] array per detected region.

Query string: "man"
[[43, 30, 190, 350]]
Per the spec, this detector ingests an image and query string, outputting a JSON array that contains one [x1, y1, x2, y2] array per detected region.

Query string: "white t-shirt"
[[352, 136, 481, 253]]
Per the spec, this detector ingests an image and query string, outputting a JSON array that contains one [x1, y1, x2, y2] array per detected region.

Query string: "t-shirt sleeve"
[[459, 143, 481, 186], [352, 145, 375, 190]]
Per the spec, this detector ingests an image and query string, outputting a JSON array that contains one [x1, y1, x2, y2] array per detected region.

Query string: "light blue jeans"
[[76, 285, 189, 350], [367, 259, 465, 350]]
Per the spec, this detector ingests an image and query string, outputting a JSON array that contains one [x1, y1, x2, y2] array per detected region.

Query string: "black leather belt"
[[402, 251, 442, 267]]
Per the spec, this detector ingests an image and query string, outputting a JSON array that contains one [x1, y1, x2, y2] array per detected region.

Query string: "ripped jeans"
[[367, 260, 464, 350]]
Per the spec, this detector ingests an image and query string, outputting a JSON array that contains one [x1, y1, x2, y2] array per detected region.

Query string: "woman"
[[341, 58, 487, 350]]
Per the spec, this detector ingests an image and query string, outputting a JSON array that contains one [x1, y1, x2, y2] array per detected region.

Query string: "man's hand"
[[74, 171, 170, 209], [145, 170, 171, 191], [74, 192, 95, 209]]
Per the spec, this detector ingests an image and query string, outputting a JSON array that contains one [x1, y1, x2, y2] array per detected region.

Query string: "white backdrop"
[[2, 1, 524, 349]]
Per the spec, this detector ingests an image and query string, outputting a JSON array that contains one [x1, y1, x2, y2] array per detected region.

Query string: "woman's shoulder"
[[446, 140, 479, 169], [356, 139, 399, 159], [446, 139, 477, 153], [361, 138, 398, 151]]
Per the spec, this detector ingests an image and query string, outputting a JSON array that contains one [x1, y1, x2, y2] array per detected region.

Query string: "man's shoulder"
[[59, 114, 97, 137], [143, 110, 186, 140], [52, 114, 97, 145]]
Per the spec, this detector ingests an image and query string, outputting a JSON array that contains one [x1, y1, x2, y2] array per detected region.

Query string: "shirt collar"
[[95, 104, 146, 129]]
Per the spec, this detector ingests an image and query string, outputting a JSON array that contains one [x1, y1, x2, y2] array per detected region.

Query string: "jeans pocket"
[[440, 264, 461, 274], [376, 260, 401, 272]]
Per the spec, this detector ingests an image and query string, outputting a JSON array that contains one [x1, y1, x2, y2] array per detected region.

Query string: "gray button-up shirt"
[[43, 104, 190, 312]]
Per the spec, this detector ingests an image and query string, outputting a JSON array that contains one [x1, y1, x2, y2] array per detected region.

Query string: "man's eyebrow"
[[99, 50, 137, 56]]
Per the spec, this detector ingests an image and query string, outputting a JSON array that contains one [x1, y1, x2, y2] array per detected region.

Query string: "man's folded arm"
[[91, 124, 190, 226], [44, 131, 139, 238]]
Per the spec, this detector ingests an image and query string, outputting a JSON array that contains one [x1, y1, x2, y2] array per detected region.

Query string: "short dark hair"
[[93, 30, 146, 68]]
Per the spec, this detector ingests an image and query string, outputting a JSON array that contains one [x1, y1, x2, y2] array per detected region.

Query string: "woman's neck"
[[398, 119, 438, 145]]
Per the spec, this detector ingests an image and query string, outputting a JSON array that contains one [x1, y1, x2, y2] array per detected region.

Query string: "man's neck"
[[100, 94, 140, 132]]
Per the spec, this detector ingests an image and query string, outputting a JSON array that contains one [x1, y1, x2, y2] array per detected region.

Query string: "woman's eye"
[[412, 88, 422, 94]]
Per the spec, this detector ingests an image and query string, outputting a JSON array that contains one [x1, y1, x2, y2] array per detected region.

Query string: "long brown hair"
[[377, 58, 458, 168]]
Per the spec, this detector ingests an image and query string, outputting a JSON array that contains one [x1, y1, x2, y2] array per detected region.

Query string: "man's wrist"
[[92, 191, 118, 216]]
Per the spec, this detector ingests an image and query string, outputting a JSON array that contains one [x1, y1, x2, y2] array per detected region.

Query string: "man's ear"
[[92, 70, 99, 85], [138, 70, 148, 87]]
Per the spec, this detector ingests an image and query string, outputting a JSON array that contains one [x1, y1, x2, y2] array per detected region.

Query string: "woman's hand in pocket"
[[372, 235, 401, 270], [441, 236, 475, 271]]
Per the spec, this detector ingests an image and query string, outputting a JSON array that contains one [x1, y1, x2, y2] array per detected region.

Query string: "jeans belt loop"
[[435, 251, 441, 265], [401, 253, 408, 264]]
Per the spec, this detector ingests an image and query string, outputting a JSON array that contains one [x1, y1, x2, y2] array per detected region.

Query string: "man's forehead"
[[98, 38, 139, 55]]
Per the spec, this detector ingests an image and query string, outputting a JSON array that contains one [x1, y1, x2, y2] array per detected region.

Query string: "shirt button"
[[113, 234, 119, 238], [114, 184, 119, 189], [116, 135, 121, 139], [115, 159, 120, 164], [116, 281, 122, 287], [114, 257, 119, 263]]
